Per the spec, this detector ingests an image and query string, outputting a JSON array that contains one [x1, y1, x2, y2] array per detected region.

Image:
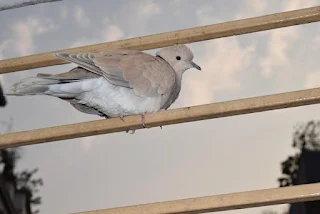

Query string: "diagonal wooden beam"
[[1, 87, 320, 149], [0, 0, 62, 12], [74, 183, 320, 214], [1, 6, 320, 74]]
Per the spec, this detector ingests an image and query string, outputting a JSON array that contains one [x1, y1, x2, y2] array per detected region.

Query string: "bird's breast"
[[78, 78, 163, 117]]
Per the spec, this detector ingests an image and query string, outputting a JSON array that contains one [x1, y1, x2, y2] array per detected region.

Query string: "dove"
[[6, 44, 201, 133]]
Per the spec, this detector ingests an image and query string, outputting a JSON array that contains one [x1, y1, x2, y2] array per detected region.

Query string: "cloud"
[[103, 25, 125, 42], [284, 0, 317, 11], [102, 17, 110, 24], [71, 38, 101, 48], [259, 27, 298, 78], [196, 6, 221, 25], [0, 40, 10, 60], [140, 1, 161, 16], [171, 0, 181, 5], [60, 5, 68, 20], [182, 38, 255, 106], [258, 1, 317, 79], [180, 6, 255, 106], [12, 22, 34, 55], [114, 0, 161, 37], [304, 71, 320, 89], [12, 17, 57, 55], [235, 0, 268, 19], [1, 17, 58, 57], [250, 0, 268, 13], [73, 5, 90, 27], [71, 24, 125, 47]]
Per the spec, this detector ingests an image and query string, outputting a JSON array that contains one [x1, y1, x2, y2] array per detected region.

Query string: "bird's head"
[[156, 44, 201, 74]]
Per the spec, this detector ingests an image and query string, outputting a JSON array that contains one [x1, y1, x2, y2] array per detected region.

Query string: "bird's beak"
[[190, 61, 201, 71]]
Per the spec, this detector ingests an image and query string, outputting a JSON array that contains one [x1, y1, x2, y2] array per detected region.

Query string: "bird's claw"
[[119, 115, 125, 122], [126, 130, 136, 134], [124, 113, 146, 134], [141, 114, 146, 128]]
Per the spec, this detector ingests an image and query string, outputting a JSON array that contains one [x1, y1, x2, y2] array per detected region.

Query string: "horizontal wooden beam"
[[1, 6, 320, 74], [74, 183, 320, 214], [1, 87, 320, 149]]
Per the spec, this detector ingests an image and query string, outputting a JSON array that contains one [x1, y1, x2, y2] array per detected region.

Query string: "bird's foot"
[[119, 114, 125, 122], [141, 113, 146, 128], [140, 110, 166, 130], [126, 129, 136, 134], [158, 109, 165, 130], [120, 114, 135, 133], [124, 113, 148, 134]]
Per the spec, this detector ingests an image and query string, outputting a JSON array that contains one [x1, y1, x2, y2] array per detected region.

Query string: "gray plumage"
[[6, 44, 201, 121]]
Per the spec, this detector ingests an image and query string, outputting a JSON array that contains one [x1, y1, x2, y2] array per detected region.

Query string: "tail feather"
[[6, 77, 59, 96]]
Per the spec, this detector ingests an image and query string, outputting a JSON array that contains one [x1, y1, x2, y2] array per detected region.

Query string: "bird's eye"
[[176, 56, 181, 60]]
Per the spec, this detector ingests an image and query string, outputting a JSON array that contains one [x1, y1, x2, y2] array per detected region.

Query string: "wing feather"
[[54, 50, 176, 97]]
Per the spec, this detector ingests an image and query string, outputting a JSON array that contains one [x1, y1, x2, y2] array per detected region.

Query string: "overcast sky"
[[1, 0, 320, 214]]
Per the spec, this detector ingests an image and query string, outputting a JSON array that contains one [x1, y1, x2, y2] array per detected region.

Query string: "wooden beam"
[[74, 183, 320, 214], [1, 6, 320, 74], [0, 0, 62, 12], [1, 87, 320, 149]]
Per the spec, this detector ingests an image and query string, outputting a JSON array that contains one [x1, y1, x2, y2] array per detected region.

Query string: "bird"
[[6, 44, 201, 133]]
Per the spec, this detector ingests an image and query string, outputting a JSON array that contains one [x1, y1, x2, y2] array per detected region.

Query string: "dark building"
[[0, 82, 6, 107], [289, 150, 320, 214]]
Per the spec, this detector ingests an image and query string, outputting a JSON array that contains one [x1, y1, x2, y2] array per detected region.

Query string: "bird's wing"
[[53, 50, 176, 97], [60, 98, 107, 117], [37, 67, 100, 82]]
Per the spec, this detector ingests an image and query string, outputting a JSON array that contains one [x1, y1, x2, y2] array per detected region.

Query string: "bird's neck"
[[156, 55, 184, 109], [174, 72, 183, 92], [170, 71, 183, 103]]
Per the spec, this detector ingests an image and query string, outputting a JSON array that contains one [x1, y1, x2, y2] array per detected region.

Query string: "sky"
[[1, 0, 320, 214]]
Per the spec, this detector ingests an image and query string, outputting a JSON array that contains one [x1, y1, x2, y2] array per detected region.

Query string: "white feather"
[[46, 77, 162, 117]]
